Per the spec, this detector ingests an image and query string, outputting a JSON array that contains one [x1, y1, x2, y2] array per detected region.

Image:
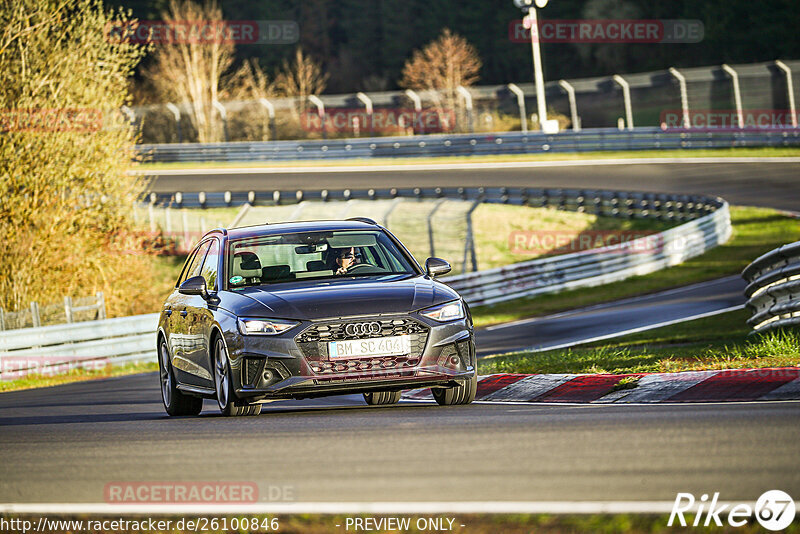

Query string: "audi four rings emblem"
[[345, 322, 382, 336]]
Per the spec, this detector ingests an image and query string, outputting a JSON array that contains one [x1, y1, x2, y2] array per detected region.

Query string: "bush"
[[0, 0, 168, 317]]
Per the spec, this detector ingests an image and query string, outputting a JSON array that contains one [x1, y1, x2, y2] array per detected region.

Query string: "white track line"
[[0, 501, 755, 515], [483, 275, 743, 332], [132, 157, 800, 176]]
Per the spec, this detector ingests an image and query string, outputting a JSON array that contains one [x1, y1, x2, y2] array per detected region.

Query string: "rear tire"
[[213, 336, 260, 417], [159, 339, 202, 416], [432, 374, 477, 406], [363, 391, 402, 405]]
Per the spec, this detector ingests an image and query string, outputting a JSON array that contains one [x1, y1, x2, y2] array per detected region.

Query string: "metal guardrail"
[[742, 241, 800, 333], [137, 127, 800, 163], [0, 314, 158, 379], [448, 204, 730, 306]]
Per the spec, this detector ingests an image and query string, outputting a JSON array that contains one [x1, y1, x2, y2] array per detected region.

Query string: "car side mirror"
[[179, 275, 208, 299], [425, 257, 451, 278]]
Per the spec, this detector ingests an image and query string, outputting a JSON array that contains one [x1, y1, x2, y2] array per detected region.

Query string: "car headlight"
[[237, 317, 300, 336], [419, 300, 465, 322]]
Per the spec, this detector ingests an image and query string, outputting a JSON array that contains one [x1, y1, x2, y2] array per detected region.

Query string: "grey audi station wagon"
[[157, 218, 477, 416]]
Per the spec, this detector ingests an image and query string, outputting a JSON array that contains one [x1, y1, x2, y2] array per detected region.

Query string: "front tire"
[[214, 337, 261, 417], [363, 391, 402, 405], [159, 340, 202, 416], [213, 337, 260, 416], [432, 374, 477, 406]]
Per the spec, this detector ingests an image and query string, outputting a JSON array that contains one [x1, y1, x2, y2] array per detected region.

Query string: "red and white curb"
[[403, 368, 800, 403]]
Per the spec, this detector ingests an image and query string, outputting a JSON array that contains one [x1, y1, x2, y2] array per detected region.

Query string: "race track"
[[144, 159, 800, 211], [2, 157, 799, 509], [1, 374, 798, 504]]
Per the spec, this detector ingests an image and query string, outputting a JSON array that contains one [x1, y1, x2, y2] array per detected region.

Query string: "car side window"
[[178, 241, 211, 287], [199, 239, 220, 291]]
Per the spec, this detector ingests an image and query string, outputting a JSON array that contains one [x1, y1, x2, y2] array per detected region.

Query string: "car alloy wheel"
[[213, 337, 260, 416], [159, 340, 202, 416]]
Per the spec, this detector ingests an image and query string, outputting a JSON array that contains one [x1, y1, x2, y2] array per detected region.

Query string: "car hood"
[[235, 275, 459, 321]]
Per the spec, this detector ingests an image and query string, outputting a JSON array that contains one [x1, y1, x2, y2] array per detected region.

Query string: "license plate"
[[328, 335, 411, 360]]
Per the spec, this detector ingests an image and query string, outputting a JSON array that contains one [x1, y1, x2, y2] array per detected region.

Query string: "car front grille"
[[295, 316, 429, 372]]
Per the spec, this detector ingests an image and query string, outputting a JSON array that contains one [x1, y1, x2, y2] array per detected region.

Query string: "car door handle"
[[180, 310, 188, 317]]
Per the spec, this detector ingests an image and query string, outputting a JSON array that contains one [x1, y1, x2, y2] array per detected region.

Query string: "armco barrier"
[[137, 127, 800, 163], [448, 202, 730, 306], [742, 241, 800, 333], [0, 314, 158, 378]]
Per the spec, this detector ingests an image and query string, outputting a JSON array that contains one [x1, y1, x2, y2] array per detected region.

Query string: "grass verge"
[[0, 361, 157, 393], [478, 308, 800, 376], [136, 146, 800, 170], [471, 205, 800, 328]]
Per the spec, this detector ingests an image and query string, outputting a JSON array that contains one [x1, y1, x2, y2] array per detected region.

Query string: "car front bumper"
[[225, 314, 475, 401]]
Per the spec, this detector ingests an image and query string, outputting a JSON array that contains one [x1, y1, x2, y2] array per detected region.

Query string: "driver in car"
[[332, 247, 359, 275]]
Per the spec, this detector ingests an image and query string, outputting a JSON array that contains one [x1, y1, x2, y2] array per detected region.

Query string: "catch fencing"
[[742, 241, 800, 333]]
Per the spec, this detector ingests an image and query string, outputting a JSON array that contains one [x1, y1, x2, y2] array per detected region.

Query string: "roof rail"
[[205, 227, 228, 236], [347, 217, 378, 225]]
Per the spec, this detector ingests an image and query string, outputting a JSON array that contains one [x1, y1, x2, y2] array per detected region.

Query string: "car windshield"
[[226, 229, 417, 288]]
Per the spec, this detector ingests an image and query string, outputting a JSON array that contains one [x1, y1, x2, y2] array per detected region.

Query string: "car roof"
[[213, 219, 382, 241]]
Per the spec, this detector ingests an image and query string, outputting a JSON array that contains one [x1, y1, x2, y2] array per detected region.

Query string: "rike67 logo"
[[669, 490, 796, 530]]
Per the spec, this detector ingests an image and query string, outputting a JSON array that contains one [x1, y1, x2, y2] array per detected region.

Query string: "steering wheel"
[[346, 263, 380, 273]]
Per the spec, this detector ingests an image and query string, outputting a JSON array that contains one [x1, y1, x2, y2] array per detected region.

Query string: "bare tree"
[[144, 0, 233, 143], [400, 29, 482, 129], [273, 48, 328, 118]]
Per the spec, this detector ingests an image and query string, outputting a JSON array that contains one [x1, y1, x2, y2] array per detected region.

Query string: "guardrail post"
[[404, 89, 423, 135], [721, 64, 744, 129], [457, 86, 474, 133], [64, 296, 74, 324], [775, 61, 798, 128], [165, 206, 172, 233], [30, 301, 40, 328], [612, 75, 634, 130], [147, 202, 156, 233], [0, 307, 5, 331], [212, 100, 229, 142], [669, 67, 691, 129], [308, 95, 327, 140], [165, 103, 182, 143], [96, 292, 106, 320], [507, 84, 528, 133], [356, 92, 374, 136], [258, 98, 277, 140], [558, 80, 580, 131]]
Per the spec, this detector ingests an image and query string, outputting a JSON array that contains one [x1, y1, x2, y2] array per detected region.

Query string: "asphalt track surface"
[[475, 275, 746, 356], [1, 374, 798, 504], [144, 159, 800, 211]]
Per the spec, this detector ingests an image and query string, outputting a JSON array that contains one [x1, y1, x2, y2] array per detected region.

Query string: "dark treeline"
[[114, 0, 800, 93]]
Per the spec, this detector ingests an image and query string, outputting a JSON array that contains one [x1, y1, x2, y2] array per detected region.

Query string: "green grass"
[[478, 308, 800, 376], [471, 206, 800, 328], [135, 146, 800, 170], [0, 361, 157, 393]]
